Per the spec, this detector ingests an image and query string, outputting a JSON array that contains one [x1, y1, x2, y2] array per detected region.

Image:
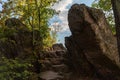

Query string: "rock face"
[[39, 44, 70, 80], [5, 18, 26, 28], [0, 18, 42, 59], [65, 4, 120, 80], [0, 18, 69, 80], [1, 4, 120, 80]]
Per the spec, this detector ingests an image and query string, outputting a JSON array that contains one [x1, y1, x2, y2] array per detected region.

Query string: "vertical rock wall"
[[65, 4, 120, 80]]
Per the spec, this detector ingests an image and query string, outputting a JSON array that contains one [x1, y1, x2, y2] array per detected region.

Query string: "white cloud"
[[50, 0, 94, 43], [51, 0, 94, 32], [58, 10, 69, 31], [51, 0, 72, 32], [52, 0, 72, 11]]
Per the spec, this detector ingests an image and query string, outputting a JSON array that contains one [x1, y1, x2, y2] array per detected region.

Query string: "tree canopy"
[[0, 0, 59, 49], [0, 0, 60, 79], [92, 0, 116, 34]]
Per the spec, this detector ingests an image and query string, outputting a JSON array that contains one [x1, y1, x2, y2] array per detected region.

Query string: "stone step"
[[39, 71, 63, 80], [49, 58, 65, 65], [52, 64, 69, 73], [41, 51, 66, 59]]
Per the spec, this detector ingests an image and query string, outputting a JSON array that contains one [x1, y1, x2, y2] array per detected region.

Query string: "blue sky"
[[50, 0, 94, 44], [0, 0, 94, 44]]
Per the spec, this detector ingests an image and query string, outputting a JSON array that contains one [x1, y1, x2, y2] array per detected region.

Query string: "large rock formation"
[[65, 4, 120, 80], [39, 44, 69, 80], [0, 18, 69, 80], [0, 18, 42, 59], [1, 4, 120, 80]]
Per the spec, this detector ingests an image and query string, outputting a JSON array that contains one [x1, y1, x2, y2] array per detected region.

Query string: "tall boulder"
[[65, 4, 120, 80], [0, 18, 41, 59]]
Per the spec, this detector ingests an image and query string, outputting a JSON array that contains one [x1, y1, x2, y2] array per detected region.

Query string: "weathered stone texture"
[[1, 4, 120, 80], [65, 4, 120, 79]]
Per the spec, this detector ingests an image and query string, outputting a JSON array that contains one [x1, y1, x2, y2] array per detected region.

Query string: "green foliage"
[[92, 0, 111, 11], [0, 26, 39, 79], [0, 0, 60, 79], [0, 27, 17, 37], [92, 0, 116, 34], [0, 57, 33, 80], [0, 0, 59, 49]]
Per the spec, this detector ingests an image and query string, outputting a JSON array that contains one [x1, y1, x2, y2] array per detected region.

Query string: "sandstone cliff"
[[65, 4, 120, 80]]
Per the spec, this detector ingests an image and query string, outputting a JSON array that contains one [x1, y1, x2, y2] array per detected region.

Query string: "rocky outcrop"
[[0, 18, 42, 59], [0, 18, 69, 80], [0, 28, 32, 59], [39, 44, 70, 80], [65, 4, 120, 80], [1, 4, 120, 80]]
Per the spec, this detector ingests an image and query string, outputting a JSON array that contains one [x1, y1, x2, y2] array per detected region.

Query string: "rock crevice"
[[65, 4, 120, 80]]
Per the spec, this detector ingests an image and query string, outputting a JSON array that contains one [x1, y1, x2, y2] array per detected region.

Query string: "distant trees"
[[51, 21, 62, 42]]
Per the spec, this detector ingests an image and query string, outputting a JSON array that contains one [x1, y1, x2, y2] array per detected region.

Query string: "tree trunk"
[[111, 0, 120, 58]]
